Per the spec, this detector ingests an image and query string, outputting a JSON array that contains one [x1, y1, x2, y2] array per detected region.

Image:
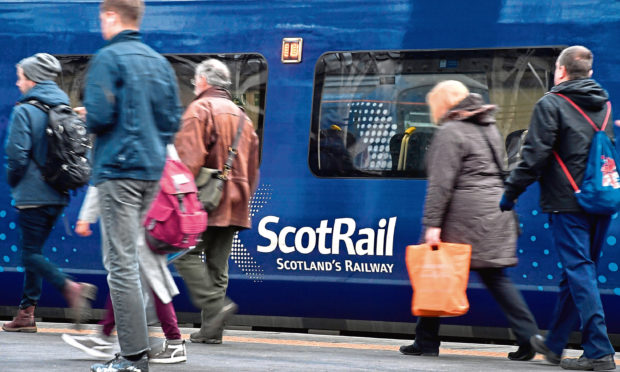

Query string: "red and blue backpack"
[[552, 93, 620, 215]]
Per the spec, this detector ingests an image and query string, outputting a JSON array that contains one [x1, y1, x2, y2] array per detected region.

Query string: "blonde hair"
[[426, 80, 469, 124]]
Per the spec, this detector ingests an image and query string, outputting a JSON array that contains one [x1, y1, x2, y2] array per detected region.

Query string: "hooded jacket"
[[504, 79, 613, 213], [423, 94, 518, 268], [5, 81, 70, 207], [174, 86, 260, 229]]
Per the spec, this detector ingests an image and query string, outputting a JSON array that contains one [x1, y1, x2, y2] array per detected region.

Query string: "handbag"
[[195, 112, 246, 212], [405, 242, 472, 317]]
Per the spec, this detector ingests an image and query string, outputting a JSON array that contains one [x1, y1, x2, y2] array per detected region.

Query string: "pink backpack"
[[144, 158, 207, 254]]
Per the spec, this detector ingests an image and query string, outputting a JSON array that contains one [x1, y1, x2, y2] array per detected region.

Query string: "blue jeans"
[[545, 212, 614, 359], [98, 179, 159, 357], [17, 205, 67, 309]]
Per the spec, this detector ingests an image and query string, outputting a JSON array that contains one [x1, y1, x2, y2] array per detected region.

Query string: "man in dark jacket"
[[3, 53, 96, 333], [501, 46, 616, 371], [174, 58, 259, 344], [84, 1, 181, 371]]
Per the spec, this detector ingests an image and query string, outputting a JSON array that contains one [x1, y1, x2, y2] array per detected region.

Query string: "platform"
[[1, 322, 614, 371]]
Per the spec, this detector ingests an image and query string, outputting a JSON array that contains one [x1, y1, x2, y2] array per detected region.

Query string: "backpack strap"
[[553, 93, 611, 131], [551, 94, 612, 193], [552, 151, 580, 193], [23, 99, 51, 113], [20, 100, 51, 172]]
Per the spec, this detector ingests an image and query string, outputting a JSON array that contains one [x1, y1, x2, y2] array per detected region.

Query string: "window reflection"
[[53, 53, 267, 163], [310, 48, 561, 178]]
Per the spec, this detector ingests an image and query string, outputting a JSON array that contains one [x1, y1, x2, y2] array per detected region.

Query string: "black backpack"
[[26, 100, 92, 193]]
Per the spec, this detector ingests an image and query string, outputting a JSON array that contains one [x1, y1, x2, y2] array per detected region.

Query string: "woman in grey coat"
[[399, 81, 539, 361]]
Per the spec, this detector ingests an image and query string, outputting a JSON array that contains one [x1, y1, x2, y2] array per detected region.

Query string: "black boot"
[[508, 344, 535, 361], [399, 342, 439, 357]]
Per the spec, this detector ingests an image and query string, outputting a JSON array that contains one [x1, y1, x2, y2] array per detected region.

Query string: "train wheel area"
[[2, 322, 615, 371]]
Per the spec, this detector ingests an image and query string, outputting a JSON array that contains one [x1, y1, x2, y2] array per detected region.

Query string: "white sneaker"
[[62, 333, 115, 359], [149, 339, 187, 364]]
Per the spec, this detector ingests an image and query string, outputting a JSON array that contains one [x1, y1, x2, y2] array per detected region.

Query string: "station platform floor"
[[1, 322, 617, 371]]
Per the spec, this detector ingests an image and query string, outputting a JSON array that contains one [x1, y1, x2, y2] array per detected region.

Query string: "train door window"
[[310, 47, 562, 178], [53, 54, 267, 162]]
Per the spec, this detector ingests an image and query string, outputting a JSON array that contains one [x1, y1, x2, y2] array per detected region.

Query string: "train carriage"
[[0, 0, 619, 345]]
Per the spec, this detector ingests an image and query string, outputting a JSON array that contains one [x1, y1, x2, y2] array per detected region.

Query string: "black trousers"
[[414, 267, 538, 352]]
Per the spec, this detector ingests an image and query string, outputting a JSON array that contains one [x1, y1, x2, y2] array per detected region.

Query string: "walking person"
[[501, 45, 616, 371], [3, 53, 97, 334], [399, 80, 539, 360], [173, 59, 260, 344], [83, 0, 182, 370], [62, 185, 187, 364]]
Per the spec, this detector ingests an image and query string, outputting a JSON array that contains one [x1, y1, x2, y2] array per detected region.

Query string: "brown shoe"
[[2, 306, 37, 333], [63, 281, 97, 324]]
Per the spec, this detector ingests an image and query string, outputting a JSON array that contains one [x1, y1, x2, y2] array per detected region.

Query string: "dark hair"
[[557, 45, 593, 80], [100, 0, 144, 25]]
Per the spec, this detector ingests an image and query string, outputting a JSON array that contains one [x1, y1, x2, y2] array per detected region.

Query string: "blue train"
[[1, 0, 619, 345]]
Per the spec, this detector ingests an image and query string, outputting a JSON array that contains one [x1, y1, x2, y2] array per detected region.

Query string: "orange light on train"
[[282, 38, 303, 63]]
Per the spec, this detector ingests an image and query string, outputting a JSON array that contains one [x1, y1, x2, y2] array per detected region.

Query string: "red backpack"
[[144, 158, 208, 254]]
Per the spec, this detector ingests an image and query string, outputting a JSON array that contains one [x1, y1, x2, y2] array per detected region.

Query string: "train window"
[[53, 53, 267, 162], [310, 47, 562, 178]]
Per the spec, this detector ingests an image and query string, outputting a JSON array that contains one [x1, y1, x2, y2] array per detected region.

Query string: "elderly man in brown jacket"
[[174, 58, 259, 344]]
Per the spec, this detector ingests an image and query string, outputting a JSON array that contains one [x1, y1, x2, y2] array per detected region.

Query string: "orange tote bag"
[[405, 242, 472, 317]]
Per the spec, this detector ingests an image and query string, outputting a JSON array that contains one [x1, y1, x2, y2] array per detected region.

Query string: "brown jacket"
[[175, 87, 259, 229]]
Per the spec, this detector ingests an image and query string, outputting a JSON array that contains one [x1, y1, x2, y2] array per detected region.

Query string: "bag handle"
[[551, 94, 612, 193]]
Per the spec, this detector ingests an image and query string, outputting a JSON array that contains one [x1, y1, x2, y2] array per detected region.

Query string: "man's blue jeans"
[[98, 179, 159, 357], [17, 205, 66, 309], [546, 212, 615, 359]]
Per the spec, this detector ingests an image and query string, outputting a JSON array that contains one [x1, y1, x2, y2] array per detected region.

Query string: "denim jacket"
[[84, 30, 182, 185], [5, 81, 70, 207]]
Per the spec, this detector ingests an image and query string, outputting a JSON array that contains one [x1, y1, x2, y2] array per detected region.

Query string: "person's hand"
[[73, 106, 87, 120], [75, 220, 92, 237], [424, 227, 441, 245], [499, 194, 516, 211]]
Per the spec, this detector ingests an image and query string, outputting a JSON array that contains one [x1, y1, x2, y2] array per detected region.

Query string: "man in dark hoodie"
[[500, 46, 616, 371], [3, 53, 96, 333]]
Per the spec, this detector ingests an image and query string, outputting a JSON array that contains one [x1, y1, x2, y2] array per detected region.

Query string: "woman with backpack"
[[61, 184, 187, 364]]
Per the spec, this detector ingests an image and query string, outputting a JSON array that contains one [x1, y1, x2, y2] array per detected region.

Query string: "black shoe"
[[399, 343, 439, 357], [530, 334, 561, 365], [560, 354, 616, 371], [508, 344, 536, 361]]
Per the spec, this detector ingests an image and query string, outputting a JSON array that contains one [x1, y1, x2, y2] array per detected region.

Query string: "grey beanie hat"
[[17, 53, 61, 83]]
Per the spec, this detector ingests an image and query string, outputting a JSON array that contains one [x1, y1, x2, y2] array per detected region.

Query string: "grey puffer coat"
[[422, 94, 518, 269]]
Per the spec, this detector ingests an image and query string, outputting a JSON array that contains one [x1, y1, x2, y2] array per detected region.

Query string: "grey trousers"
[[174, 226, 237, 336], [98, 179, 159, 356]]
